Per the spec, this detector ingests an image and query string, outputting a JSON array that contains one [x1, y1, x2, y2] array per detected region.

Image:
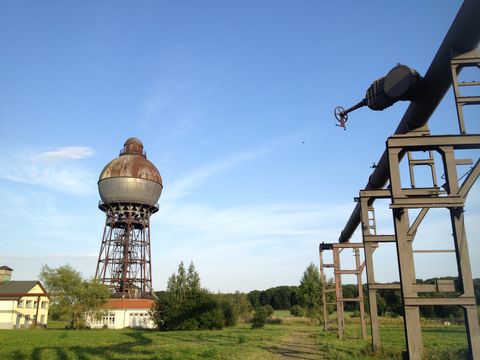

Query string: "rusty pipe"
[[339, 0, 480, 243]]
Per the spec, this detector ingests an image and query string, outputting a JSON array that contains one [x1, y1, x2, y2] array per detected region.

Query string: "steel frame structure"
[[386, 131, 480, 359], [326, 17, 480, 355], [95, 202, 158, 299], [339, 0, 480, 244], [354, 51, 480, 359], [357, 189, 401, 351], [319, 242, 367, 339]]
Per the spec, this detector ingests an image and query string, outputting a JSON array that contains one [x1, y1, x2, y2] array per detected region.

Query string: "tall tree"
[[40, 264, 109, 329], [298, 263, 323, 322], [152, 261, 235, 330], [187, 261, 200, 293]]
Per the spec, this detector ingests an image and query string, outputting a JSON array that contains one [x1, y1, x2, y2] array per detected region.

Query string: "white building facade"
[[0, 280, 49, 329], [88, 299, 155, 329]]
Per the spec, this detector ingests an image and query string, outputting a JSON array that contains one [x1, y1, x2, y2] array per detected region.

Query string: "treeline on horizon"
[[246, 277, 480, 319]]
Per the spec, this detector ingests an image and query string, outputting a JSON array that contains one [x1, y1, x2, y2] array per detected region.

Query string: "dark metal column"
[[359, 189, 400, 351], [386, 134, 480, 359]]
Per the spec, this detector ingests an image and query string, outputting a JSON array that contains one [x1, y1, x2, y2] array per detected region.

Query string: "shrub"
[[237, 334, 246, 344], [290, 305, 304, 317], [264, 304, 274, 317], [220, 300, 238, 327], [152, 262, 238, 331], [251, 307, 268, 329], [157, 290, 227, 330]]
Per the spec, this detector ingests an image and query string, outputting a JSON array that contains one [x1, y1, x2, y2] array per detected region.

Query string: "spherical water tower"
[[95, 137, 162, 299]]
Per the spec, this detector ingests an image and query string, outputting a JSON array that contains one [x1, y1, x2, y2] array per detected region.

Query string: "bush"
[[156, 290, 227, 331], [220, 300, 238, 327], [152, 262, 240, 331], [224, 292, 252, 321], [237, 334, 246, 344], [290, 305, 304, 317], [264, 304, 274, 317], [251, 307, 268, 329]]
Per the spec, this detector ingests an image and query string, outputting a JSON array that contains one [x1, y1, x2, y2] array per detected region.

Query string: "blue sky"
[[0, 1, 478, 292]]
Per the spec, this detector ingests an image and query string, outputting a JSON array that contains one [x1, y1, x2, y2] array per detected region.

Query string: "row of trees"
[[40, 262, 325, 329], [247, 263, 325, 320], [40, 263, 480, 330], [247, 274, 480, 320], [337, 278, 480, 319], [248, 286, 299, 310]]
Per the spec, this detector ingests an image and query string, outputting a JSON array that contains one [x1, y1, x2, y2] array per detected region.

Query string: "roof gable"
[[0, 281, 48, 297]]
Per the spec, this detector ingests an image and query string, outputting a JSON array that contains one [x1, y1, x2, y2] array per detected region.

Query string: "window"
[[129, 312, 149, 327], [17, 300, 24, 308], [26, 300, 32, 308], [99, 313, 115, 326], [41, 301, 48, 309], [33, 301, 38, 308], [40, 315, 46, 324]]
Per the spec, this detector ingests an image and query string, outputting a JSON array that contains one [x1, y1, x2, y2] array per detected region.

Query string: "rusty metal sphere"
[[98, 138, 162, 206]]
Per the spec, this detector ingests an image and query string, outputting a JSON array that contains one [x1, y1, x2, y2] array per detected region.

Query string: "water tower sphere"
[[98, 137, 162, 206]]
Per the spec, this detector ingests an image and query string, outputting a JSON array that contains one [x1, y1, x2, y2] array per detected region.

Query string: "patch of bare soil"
[[268, 330, 323, 360]]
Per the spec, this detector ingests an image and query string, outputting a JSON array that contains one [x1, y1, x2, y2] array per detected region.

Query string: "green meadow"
[[0, 314, 472, 360]]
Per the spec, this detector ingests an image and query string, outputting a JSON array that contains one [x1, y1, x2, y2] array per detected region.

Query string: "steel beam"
[[339, 0, 480, 243]]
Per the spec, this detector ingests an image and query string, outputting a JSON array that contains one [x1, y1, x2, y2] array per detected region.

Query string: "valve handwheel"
[[334, 106, 348, 129]]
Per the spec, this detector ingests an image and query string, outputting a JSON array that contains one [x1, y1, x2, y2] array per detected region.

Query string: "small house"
[[0, 266, 49, 329], [88, 298, 155, 329]]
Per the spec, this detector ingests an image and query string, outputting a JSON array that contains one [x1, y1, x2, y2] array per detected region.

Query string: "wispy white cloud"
[[0, 254, 98, 281], [164, 139, 292, 201], [156, 202, 346, 241], [0, 186, 103, 251], [151, 185, 480, 291], [31, 146, 94, 162], [151, 201, 353, 291], [140, 82, 196, 139], [0, 146, 96, 196]]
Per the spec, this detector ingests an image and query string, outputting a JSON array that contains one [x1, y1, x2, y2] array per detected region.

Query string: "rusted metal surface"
[[339, 0, 480, 243], [96, 200, 156, 299], [95, 138, 162, 300], [99, 138, 162, 184], [98, 138, 163, 207]]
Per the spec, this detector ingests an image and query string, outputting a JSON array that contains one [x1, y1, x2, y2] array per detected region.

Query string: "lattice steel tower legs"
[[95, 203, 158, 299]]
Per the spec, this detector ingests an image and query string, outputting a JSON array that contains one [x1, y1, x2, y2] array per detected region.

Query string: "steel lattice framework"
[[95, 202, 158, 299]]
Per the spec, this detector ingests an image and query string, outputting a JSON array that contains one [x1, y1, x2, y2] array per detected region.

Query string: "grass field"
[[0, 313, 472, 360]]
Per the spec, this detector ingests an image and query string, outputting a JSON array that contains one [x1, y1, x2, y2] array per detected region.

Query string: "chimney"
[[0, 266, 13, 284]]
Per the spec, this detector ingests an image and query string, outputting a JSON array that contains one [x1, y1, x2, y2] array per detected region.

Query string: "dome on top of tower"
[[122, 137, 144, 155], [98, 138, 162, 206], [125, 137, 143, 146]]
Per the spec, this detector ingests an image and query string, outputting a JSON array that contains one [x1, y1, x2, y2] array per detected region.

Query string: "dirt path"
[[269, 330, 323, 359]]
